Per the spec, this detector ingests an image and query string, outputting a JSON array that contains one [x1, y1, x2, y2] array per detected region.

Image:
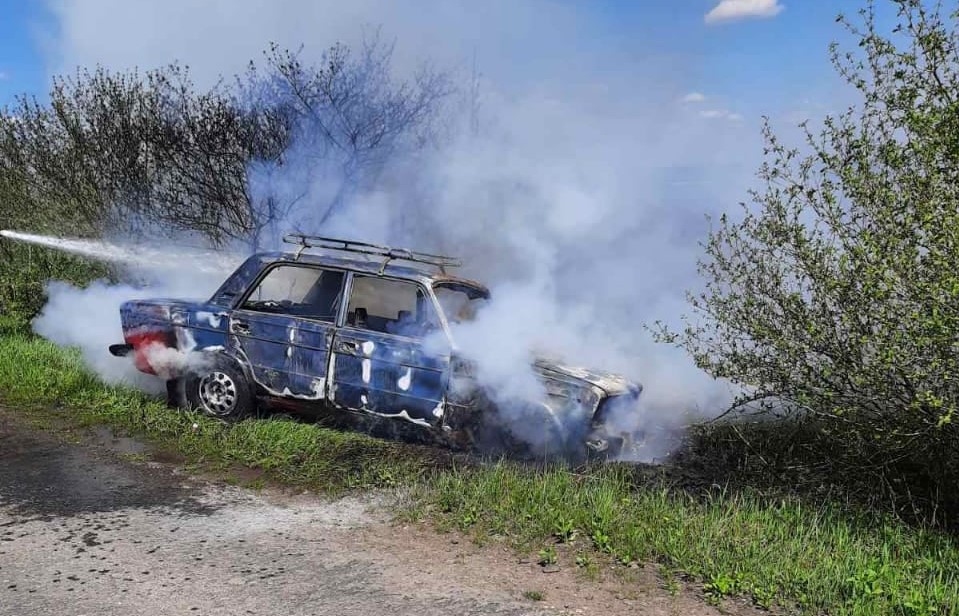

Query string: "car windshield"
[[433, 283, 489, 325]]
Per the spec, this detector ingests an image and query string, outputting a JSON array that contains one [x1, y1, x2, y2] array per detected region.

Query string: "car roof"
[[254, 250, 491, 295]]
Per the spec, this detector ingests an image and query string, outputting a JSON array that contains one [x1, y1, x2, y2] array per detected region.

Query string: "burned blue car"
[[110, 235, 642, 457]]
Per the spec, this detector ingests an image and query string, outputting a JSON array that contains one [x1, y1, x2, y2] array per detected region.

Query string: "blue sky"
[[0, 1, 53, 106], [587, 0, 861, 118], [0, 0, 867, 116]]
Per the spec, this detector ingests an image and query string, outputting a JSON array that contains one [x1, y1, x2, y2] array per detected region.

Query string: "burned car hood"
[[533, 357, 641, 397]]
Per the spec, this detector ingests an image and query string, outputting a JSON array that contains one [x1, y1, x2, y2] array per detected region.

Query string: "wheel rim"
[[197, 371, 238, 416]]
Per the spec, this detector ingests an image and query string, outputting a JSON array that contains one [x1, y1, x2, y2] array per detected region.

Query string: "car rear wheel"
[[184, 359, 254, 421]]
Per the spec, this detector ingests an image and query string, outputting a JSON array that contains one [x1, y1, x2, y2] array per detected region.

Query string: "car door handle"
[[232, 320, 251, 334], [335, 340, 360, 355]]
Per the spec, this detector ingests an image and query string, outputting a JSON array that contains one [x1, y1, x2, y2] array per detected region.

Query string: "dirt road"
[[0, 414, 745, 616]]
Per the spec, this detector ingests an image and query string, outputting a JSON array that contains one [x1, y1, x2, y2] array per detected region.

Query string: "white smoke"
[[407, 92, 741, 453], [17, 232, 241, 390], [23, 0, 774, 459], [32, 280, 165, 392], [226, 77, 746, 461]]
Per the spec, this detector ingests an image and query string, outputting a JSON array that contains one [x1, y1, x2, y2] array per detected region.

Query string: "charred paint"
[[286, 318, 335, 400], [224, 310, 292, 393], [330, 328, 448, 427]]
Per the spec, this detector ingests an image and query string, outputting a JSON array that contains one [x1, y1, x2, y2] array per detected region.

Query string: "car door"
[[329, 273, 450, 427], [229, 263, 344, 402]]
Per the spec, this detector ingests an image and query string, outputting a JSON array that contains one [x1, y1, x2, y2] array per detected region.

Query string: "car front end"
[[534, 358, 643, 457]]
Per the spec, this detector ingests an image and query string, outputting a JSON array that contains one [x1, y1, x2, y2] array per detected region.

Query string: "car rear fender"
[[118, 300, 233, 378]]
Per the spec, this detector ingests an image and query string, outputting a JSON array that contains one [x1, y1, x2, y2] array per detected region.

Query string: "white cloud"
[[705, 0, 784, 24], [700, 109, 743, 122], [684, 93, 742, 122]]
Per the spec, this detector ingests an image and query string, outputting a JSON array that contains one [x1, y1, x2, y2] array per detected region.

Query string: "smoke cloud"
[[383, 87, 745, 450], [23, 0, 771, 459], [15, 232, 241, 390]]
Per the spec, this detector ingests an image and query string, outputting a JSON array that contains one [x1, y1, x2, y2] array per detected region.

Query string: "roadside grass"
[[408, 464, 959, 615], [0, 333, 434, 493], [1, 333, 958, 614]]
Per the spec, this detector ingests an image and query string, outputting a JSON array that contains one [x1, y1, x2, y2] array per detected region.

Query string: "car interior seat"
[[392, 310, 414, 335], [299, 273, 344, 321], [353, 307, 368, 328]]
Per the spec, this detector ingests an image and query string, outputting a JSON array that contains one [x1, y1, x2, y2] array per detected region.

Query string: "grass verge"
[[406, 466, 959, 614], [0, 332, 436, 492], [1, 333, 957, 615]]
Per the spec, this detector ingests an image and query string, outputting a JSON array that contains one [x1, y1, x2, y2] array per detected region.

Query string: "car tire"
[[184, 357, 255, 421]]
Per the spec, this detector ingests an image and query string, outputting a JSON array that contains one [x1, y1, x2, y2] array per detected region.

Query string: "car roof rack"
[[282, 234, 462, 274]]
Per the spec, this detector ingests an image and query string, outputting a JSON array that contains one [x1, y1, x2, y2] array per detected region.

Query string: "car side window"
[[347, 275, 439, 337], [242, 265, 345, 322]]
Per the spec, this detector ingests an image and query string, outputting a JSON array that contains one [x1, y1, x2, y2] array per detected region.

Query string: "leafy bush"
[[663, 0, 959, 513], [0, 242, 107, 332]]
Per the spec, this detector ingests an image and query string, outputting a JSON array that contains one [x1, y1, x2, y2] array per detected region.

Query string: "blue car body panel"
[[330, 327, 449, 427]]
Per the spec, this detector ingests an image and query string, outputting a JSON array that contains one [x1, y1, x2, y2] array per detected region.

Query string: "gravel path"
[[0, 414, 750, 616]]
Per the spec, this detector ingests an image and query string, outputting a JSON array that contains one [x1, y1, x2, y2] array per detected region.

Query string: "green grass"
[[411, 465, 959, 614], [0, 333, 433, 493], [1, 333, 958, 615]]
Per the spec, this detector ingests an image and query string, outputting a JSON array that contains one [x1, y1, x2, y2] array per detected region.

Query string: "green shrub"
[[0, 241, 107, 332], [661, 0, 959, 512]]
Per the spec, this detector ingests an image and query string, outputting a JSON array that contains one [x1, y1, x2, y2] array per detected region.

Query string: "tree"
[[0, 34, 454, 247], [663, 0, 959, 487], [239, 33, 453, 246], [0, 65, 262, 243], [0, 35, 454, 326]]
